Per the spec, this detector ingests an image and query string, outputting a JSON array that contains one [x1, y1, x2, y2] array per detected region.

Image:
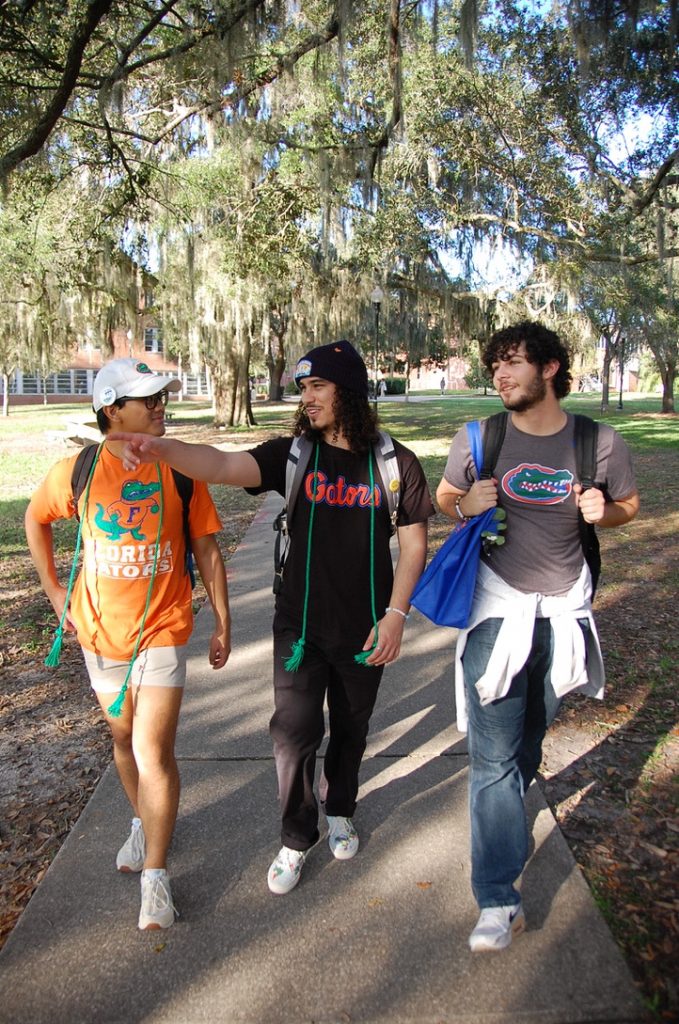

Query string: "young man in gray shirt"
[[436, 321, 639, 953]]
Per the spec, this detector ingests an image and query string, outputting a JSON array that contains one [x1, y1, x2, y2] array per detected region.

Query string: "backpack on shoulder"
[[70, 443, 196, 586], [272, 431, 401, 595], [410, 413, 602, 628], [410, 421, 503, 628]]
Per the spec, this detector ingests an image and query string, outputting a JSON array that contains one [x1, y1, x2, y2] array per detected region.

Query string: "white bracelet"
[[385, 606, 409, 621], [455, 495, 473, 521]]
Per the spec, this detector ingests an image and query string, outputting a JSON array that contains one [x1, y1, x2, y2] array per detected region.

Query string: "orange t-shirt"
[[29, 446, 222, 660]]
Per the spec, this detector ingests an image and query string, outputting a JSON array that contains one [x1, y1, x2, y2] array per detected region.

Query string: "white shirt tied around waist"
[[454, 560, 605, 734]]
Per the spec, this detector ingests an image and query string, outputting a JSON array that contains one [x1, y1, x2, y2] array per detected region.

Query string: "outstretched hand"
[[107, 432, 168, 471]]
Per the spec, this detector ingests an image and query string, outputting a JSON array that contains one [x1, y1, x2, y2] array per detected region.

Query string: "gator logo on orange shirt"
[[94, 479, 161, 540]]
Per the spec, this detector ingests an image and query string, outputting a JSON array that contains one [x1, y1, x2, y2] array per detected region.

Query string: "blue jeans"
[[463, 616, 564, 909]]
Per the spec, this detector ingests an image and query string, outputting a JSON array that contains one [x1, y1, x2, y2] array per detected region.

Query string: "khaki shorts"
[[82, 645, 188, 694]]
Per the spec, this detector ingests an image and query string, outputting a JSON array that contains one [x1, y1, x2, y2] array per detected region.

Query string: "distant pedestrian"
[[440, 377, 446, 395], [25, 358, 231, 931], [436, 322, 638, 952]]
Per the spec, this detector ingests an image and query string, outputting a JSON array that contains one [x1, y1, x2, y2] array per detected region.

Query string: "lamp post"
[[370, 285, 384, 408], [617, 335, 625, 411]]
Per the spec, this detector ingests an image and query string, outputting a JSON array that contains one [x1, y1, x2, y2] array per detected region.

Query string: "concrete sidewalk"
[[0, 494, 646, 1024]]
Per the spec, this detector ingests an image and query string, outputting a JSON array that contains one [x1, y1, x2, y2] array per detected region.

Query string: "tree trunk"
[[646, 340, 676, 414], [660, 367, 676, 413], [226, 305, 256, 427], [266, 306, 288, 401], [205, 300, 257, 427], [266, 338, 286, 401], [209, 358, 231, 426], [229, 349, 255, 426], [2, 372, 10, 416]]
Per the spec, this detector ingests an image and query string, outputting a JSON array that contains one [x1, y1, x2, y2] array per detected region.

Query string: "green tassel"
[[284, 637, 306, 673], [107, 683, 128, 718], [354, 638, 378, 667], [44, 630, 64, 667]]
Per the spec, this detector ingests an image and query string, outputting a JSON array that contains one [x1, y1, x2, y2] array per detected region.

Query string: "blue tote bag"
[[410, 421, 502, 628]]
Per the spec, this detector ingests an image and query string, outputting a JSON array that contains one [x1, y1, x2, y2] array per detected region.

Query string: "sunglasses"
[[117, 390, 170, 411]]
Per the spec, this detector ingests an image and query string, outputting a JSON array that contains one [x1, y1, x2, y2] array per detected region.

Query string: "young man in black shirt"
[[114, 340, 434, 895]]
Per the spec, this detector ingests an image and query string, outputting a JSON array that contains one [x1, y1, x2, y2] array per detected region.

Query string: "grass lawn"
[[0, 392, 677, 1019]]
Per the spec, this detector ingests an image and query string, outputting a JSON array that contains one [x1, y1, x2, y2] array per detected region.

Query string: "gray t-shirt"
[[442, 414, 636, 595]]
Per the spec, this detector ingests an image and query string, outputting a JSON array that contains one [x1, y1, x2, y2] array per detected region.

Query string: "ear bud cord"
[[354, 446, 379, 665], [44, 443, 104, 668], [283, 441, 320, 672], [44, 445, 164, 719], [284, 441, 380, 672], [107, 463, 163, 717]]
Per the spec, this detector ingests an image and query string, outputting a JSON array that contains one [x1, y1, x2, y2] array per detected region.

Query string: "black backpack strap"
[[70, 444, 98, 519], [374, 430, 400, 534], [574, 413, 598, 489], [285, 436, 313, 527], [573, 415, 601, 598], [273, 437, 313, 594], [171, 469, 195, 586], [480, 412, 508, 479], [272, 507, 287, 595]]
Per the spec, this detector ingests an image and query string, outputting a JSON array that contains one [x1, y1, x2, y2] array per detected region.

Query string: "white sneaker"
[[138, 869, 177, 930], [469, 903, 525, 952], [326, 815, 359, 860], [267, 846, 308, 894], [116, 817, 145, 873]]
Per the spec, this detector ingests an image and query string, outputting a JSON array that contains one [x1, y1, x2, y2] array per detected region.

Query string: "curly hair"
[[482, 320, 572, 399], [292, 386, 378, 453]]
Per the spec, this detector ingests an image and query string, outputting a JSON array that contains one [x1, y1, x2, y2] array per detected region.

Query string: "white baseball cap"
[[92, 358, 181, 411]]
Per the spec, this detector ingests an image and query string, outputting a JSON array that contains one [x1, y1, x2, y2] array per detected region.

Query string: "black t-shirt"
[[247, 436, 434, 646]]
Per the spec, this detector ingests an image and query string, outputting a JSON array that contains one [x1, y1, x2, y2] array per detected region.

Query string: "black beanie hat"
[[294, 340, 369, 397]]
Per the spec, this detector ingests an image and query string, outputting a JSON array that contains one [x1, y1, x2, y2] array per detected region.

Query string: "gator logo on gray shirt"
[[502, 464, 574, 505]]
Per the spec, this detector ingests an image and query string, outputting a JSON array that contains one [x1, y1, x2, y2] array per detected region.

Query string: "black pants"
[[271, 629, 383, 851]]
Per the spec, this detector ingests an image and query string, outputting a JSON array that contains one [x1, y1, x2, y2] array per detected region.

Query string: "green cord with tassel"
[[44, 443, 104, 668], [43, 444, 165, 719], [106, 463, 164, 717], [284, 442, 320, 672], [354, 446, 379, 666]]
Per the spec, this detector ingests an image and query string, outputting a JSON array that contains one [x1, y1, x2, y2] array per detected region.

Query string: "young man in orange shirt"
[[25, 358, 231, 931]]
